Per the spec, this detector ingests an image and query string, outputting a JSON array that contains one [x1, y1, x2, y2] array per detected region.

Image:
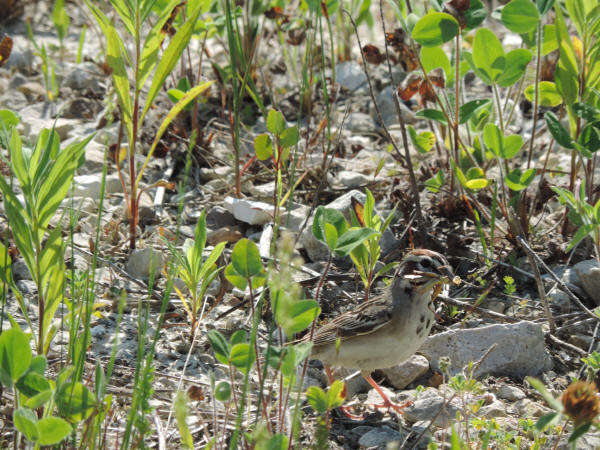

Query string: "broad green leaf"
[[465, 167, 489, 190], [254, 133, 273, 160], [0, 327, 32, 385], [425, 169, 444, 193], [279, 126, 299, 148], [408, 126, 436, 153], [324, 222, 338, 251], [541, 24, 557, 55], [524, 81, 562, 107], [224, 263, 247, 290], [0, 109, 20, 128], [136, 82, 214, 188], [265, 434, 289, 450], [24, 390, 53, 409], [464, 0, 487, 30], [579, 123, 600, 153], [415, 108, 447, 125], [306, 386, 328, 413], [545, 112, 574, 148], [459, 99, 491, 124], [266, 109, 286, 136], [230, 238, 263, 279], [483, 123, 503, 157], [13, 408, 39, 442], [37, 417, 71, 445], [215, 381, 231, 402], [276, 300, 320, 335], [505, 168, 536, 191], [55, 382, 96, 422], [501, 0, 540, 33], [568, 224, 595, 250], [51, 0, 70, 42], [503, 135, 524, 158], [327, 380, 346, 409], [230, 343, 255, 373], [312, 207, 347, 243], [497, 49, 532, 87], [554, 7, 579, 106], [569, 423, 591, 443], [335, 228, 379, 256], [573, 102, 600, 122], [16, 372, 50, 398], [420, 46, 450, 77], [140, 2, 204, 123], [472, 28, 505, 84], [412, 12, 459, 47]]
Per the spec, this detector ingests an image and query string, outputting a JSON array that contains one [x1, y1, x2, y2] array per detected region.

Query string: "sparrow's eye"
[[420, 258, 432, 269]]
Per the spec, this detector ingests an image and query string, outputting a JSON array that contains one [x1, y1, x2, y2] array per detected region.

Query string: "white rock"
[[495, 385, 526, 402], [333, 170, 371, 188], [403, 394, 461, 427], [223, 197, 273, 225], [419, 321, 552, 378], [73, 173, 123, 199]]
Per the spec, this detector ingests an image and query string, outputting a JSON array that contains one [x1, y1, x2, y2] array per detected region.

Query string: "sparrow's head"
[[394, 249, 459, 300]]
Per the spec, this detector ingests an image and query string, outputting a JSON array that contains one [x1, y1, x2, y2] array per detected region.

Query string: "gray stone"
[[403, 394, 460, 428], [4, 48, 34, 74], [345, 112, 376, 134], [73, 173, 123, 199], [495, 385, 526, 402], [206, 205, 236, 228], [419, 321, 552, 378], [547, 286, 571, 311], [381, 355, 430, 389], [126, 247, 164, 280], [573, 259, 600, 305], [358, 425, 405, 448], [8, 73, 27, 90], [335, 61, 367, 91], [62, 97, 102, 119], [0, 90, 28, 110], [63, 63, 105, 94], [373, 85, 415, 127], [478, 399, 507, 418], [333, 170, 371, 188]]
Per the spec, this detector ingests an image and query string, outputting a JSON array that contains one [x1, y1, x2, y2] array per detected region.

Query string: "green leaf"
[[0, 109, 20, 128], [524, 81, 563, 107], [254, 133, 273, 160], [463, 0, 487, 30], [335, 228, 379, 256], [503, 135, 524, 159], [545, 112, 574, 149], [541, 24, 558, 55], [306, 386, 328, 413], [526, 377, 564, 412], [140, 2, 204, 123], [37, 417, 71, 445], [425, 169, 445, 193], [16, 372, 50, 397], [501, 0, 540, 33], [279, 126, 299, 148], [224, 263, 247, 290], [207, 330, 230, 365], [497, 49, 532, 87], [569, 423, 591, 442], [230, 343, 255, 373], [554, 6, 579, 106], [483, 123, 503, 157], [137, 82, 214, 187], [579, 123, 600, 153], [459, 99, 491, 124], [266, 109, 286, 136], [505, 168, 536, 191], [55, 382, 96, 422], [537, 0, 555, 15], [327, 380, 346, 409], [13, 408, 39, 442], [0, 327, 32, 385], [324, 222, 338, 251], [215, 381, 231, 402], [230, 239, 263, 279], [568, 224, 595, 251], [420, 46, 450, 77], [573, 102, 600, 122], [412, 12, 459, 47], [472, 28, 505, 84], [24, 390, 53, 409], [312, 207, 348, 244], [415, 108, 447, 125], [408, 126, 436, 153], [276, 300, 320, 335]]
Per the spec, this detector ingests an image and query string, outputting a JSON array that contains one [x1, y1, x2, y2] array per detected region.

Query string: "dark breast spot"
[[420, 314, 425, 323], [426, 318, 431, 329], [416, 325, 423, 335]]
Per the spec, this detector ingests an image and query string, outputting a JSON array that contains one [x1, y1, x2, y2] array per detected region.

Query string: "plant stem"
[[527, 21, 543, 170]]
